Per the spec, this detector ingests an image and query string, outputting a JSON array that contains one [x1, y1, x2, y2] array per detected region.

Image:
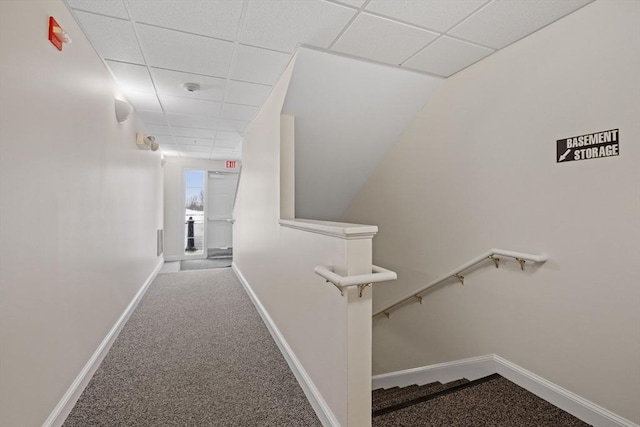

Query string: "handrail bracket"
[[453, 273, 465, 285], [358, 283, 371, 298], [516, 258, 526, 270], [489, 255, 500, 268]]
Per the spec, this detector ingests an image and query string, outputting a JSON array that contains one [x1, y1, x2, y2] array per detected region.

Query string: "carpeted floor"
[[63, 269, 321, 427], [373, 375, 591, 427], [181, 258, 232, 270]]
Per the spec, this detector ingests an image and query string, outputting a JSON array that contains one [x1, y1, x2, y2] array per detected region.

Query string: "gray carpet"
[[208, 248, 233, 259], [63, 269, 321, 427], [373, 375, 590, 427], [181, 258, 232, 270]]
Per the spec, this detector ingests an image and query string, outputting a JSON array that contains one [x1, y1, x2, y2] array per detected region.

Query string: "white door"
[[207, 172, 238, 249]]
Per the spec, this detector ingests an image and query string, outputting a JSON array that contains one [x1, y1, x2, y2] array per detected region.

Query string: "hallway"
[[63, 269, 321, 426]]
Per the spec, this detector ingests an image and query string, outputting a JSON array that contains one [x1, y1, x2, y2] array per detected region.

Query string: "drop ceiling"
[[64, 0, 593, 160]]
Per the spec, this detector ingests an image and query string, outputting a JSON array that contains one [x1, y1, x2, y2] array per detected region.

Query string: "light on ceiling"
[[115, 98, 133, 123]]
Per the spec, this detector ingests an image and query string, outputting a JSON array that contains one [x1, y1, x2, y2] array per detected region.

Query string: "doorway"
[[206, 171, 239, 261]]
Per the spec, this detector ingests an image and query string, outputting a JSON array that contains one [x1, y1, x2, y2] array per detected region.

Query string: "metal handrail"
[[314, 265, 397, 297], [372, 249, 547, 318]]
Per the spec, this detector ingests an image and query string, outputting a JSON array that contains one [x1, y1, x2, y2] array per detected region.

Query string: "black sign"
[[557, 129, 619, 163]]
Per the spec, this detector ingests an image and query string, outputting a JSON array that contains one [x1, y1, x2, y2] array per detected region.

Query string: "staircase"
[[372, 374, 591, 426]]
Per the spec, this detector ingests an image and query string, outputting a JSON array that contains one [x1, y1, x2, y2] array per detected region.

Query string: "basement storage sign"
[[557, 129, 619, 163]]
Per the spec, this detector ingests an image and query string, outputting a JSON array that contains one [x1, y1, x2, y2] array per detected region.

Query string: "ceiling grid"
[[64, 0, 593, 160]]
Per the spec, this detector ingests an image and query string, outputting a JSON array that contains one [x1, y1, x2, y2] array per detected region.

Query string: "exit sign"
[[225, 160, 237, 169]]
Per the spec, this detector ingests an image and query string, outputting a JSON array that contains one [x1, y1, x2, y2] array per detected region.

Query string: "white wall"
[[234, 56, 377, 426], [344, 0, 639, 423], [0, 2, 163, 426], [162, 157, 239, 259], [282, 48, 442, 222]]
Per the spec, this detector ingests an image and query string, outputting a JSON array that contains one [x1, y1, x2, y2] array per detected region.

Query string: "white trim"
[[42, 258, 164, 427], [232, 262, 341, 427], [279, 219, 377, 240], [371, 354, 638, 427], [163, 255, 183, 262], [371, 355, 496, 390], [492, 355, 639, 427]]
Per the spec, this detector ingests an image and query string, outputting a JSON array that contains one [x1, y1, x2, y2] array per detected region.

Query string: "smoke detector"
[[183, 83, 200, 93]]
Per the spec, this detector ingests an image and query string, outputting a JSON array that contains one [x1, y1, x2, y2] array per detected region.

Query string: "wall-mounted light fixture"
[[136, 133, 159, 151], [115, 99, 133, 123]]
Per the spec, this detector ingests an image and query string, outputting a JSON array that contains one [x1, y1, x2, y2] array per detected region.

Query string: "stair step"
[[372, 378, 469, 411], [371, 386, 399, 400], [373, 374, 499, 418], [372, 385, 420, 405]]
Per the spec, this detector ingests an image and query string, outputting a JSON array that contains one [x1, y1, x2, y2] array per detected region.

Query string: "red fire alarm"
[[48, 16, 71, 51]]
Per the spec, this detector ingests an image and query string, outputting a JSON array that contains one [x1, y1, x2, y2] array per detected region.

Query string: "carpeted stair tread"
[[372, 375, 591, 427], [372, 386, 400, 400], [373, 378, 469, 411], [372, 385, 420, 405]]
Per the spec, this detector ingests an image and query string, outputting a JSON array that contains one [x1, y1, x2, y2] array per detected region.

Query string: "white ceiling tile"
[[144, 124, 172, 135], [221, 103, 259, 121], [216, 118, 250, 133], [150, 68, 226, 101], [125, 91, 163, 111], [214, 140, 239, 148], [239, 0, 356, 52], [215, 131, 243, 143], [330, 0, 366, 8], [74, 11, 144, 63], [176, 144, 212, 153], [165, 113, 217, 129], [154, 135, 175, 144], [173, 136, 215, 147], [212, 150, 241, 160], [449, 0, 593, 49], [105, 61, 155, 93], [332, 13, 439, 65], [136, 110, 167, 125], [169, 126, 216, 139], [183, 151, 212, 159], [160, 146, 182, 157], [136, 24, 234, 76], [159, 95, 221, 116], [230, 45, 291, 85], [226, 80, 272, 106], [67, 0, 129, 19], [211, 147, 236, 153], [127, 0, 243, 40], [404, 36, 493, 77], [366, 0, 488, 32]]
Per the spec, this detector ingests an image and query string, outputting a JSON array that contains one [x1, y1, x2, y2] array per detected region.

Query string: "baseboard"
[[232, 262, 341, 427], [42, 258, 164, 427], [163, 255, 182, 262], [371, 354, 496, 390], [492, 355, 639, 427], [372, 354, 638, 427]]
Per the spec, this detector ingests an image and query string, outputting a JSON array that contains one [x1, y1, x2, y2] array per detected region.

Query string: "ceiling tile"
[[330, 0, 366, 8], [160, 146, 182, 157], [366, 0, 488, 32], [154, 135, 175, 144], [159, 95, 221, 116], [105, 61, 155, 93], [211, 147, 236, 153], [136, 110, 167, 125], [229, 45, 291, 85], [332, 13, 439, 66], [215, 131, 243, 143], [214, 140, 240, 148], [226, 80, 272, 106], [74, 11, 144, 63], [165, 113, 217, 129], [221, 103, 259, 121], [144, 124, 172, 135], [183, 151, 213, 159], [169, 126, 216, 139], [67, 0, 129, 19], [136, 24, 234, 76], [127, 0, 243, 41], [173, 136, 215, 147], [151, 68, 226, 101], [176, 144, 212, 153], [212, 151, 241, 160], [448, 0, 593, 49], [125, 91, 163, 111], [216, 118, 250, 133], [239, 0, 356, 52], [404, 36, 493, 77]]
